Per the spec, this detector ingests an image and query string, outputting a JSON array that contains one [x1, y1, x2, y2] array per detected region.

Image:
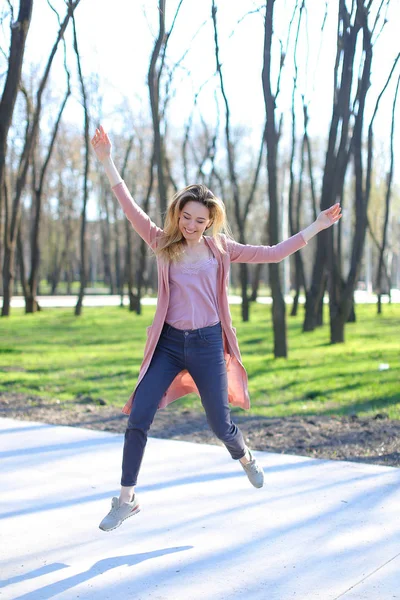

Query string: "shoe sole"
[[252, 480, 264, 489], [241, 465, 265, 488], [99, 504, 141, 532]]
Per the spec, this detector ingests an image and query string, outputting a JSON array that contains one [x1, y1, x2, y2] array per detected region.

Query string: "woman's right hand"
[[91, 125, 112, 163]]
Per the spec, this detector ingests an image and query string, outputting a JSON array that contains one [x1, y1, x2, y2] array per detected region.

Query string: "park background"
[[0, 0, 399, 465]]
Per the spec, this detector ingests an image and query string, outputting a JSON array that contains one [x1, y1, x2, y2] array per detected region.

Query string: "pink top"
[[111, 181, 308, 414], [166, 250, 220, 330]]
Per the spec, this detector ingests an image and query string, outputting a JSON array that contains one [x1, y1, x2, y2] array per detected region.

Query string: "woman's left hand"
[[316, 203, 342, 231]]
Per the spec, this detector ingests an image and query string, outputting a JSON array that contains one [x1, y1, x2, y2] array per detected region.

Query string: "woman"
[[91, 125, 341, 532]]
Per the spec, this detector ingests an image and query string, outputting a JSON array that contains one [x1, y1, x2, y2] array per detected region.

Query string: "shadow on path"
[[13, 547, 193, 600], [0, 563, 69, 589]]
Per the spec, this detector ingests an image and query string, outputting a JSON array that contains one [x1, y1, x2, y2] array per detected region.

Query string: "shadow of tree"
[[12, 547, 193, 600]]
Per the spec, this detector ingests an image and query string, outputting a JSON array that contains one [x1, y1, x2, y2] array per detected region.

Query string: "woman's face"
[[178, 200, 212, 243]]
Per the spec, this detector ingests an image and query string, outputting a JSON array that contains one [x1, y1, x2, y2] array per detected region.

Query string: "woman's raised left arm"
[[300, 203, 342, 242], [227, 203, 342, 264]]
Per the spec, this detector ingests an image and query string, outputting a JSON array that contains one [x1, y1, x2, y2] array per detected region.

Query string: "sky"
[[1, 0, 399, 180]]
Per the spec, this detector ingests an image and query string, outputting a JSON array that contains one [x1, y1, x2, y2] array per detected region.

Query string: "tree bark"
[[26, 67, 70, 313], [303, 0, 358, 333], [119, 137, 135, 309], [148, 0, 168, 218], [72, 11, 90, 317], [250, 262, 264, 302], [329, 1, 373, 344], [1, 1, 34, 315], [288, 1, 306, 318], [376, 75, 399, 314], [17, 225, 29, 301], [262, 0, 287, 357], [212, 0, 265, 321], [2, 1, 79, 317], [135, 152, 155, 314], [0, 0, 33, 210], [100, 185, 115, 294]]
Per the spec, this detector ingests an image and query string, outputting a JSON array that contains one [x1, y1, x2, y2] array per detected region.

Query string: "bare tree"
[[133, 152, 155, 314], [118, 135, 135, 308], [302, 2, 354, 333], [72, 10, 90, 317], [327, 2, 397, 342], [46, 127, 81, 295], [0, 0, 33, 217], [148, 0, 184, 218], [212, 0, 265, 321], [300, 0, 383, 341], [148, 0, 167, 216], [288, 2, 307, 317], [98, 179, 115, 294], [1, 0, 80, 317], [26, 41, 71, 312], [376, 74, 399, 313], [262, 0, 297, 356], [118, 130, 155, 314]]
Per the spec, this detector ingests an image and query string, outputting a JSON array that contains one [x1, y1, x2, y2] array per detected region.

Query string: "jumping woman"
[[91, 125, 341, 532]]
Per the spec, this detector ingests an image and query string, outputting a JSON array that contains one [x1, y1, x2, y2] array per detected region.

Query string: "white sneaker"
[[99, 495, 140, 531], [240, 448, 265, 488]]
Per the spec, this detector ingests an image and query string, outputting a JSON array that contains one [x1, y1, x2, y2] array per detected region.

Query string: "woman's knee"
[[127, 414, 153, 434], [210, 420, 237, 442]]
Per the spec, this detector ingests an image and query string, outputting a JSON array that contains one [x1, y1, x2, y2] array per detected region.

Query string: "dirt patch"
[[1, 392, 399, 467]]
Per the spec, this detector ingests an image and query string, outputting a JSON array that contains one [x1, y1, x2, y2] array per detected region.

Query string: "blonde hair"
[[155, 184, 233, 263]]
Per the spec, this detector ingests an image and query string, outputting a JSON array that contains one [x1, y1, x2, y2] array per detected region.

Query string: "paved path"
[[2, 289, 398, 309], [1, 417, 399, 599]]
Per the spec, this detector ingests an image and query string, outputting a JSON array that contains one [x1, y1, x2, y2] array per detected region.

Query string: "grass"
[[0, 303, 399, 418]]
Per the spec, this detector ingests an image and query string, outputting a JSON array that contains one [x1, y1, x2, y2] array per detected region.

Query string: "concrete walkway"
[[2, 289, 399, 309], [1, 417, 399, 600]]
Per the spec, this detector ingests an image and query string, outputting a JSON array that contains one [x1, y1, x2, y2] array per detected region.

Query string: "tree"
[[0, 0, 33, 216], [212, 0, 265, 321], [302, 0, 394, 343], [26, 41, 71, 313], [72, 10, 90, 317], [328, 1, 396, 342], [376, 75, 399, 313], [262, 0, 296, 357], [148, 0, 184, 219], [1, 0, 80, 317]]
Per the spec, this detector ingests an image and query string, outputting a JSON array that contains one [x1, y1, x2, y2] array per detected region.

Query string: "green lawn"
[[0, 303, 399, 418]]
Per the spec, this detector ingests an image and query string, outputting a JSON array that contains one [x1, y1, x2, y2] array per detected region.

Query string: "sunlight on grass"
[[0, 303, 399, 418]]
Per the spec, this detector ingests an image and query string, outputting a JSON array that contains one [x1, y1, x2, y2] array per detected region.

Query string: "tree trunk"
[[17, 226, 29, 301], [118, 135, 134, 307], [376, 76, 399, 314], [250, 263, 264, 302], [0, 0, 33, 210], [212, 1, 265, 322], [27, 76, 70, 313], [72, 13, 90, 317], [148, 0, 168, 218], [239, 263, 249, 321], [135, 154, 155, 314], [330, 312, 345, 344], [262, 0, 287, 357], [100, 187, 115, 294], [288, 3, 306, 319], [2, 1, 79, 317], [303, 0, 358, 333], [112, 198, 123, 303], [329, 2, 373, 344], [290, 253, 303, 317]]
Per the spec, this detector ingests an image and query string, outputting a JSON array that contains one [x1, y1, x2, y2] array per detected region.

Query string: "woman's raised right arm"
[[91, 126, 162, 249]]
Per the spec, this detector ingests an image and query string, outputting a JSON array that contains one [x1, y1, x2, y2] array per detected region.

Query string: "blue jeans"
[[121, 321, 246, 487]]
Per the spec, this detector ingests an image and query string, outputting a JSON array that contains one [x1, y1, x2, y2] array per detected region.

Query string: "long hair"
[[155, 184, 233, 263]]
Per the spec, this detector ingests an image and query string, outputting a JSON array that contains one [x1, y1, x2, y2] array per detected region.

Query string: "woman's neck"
[[184, 237, 205, 251]]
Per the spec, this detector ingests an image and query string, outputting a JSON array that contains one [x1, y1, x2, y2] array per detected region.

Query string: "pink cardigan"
[[112, 181, 307, 415]]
